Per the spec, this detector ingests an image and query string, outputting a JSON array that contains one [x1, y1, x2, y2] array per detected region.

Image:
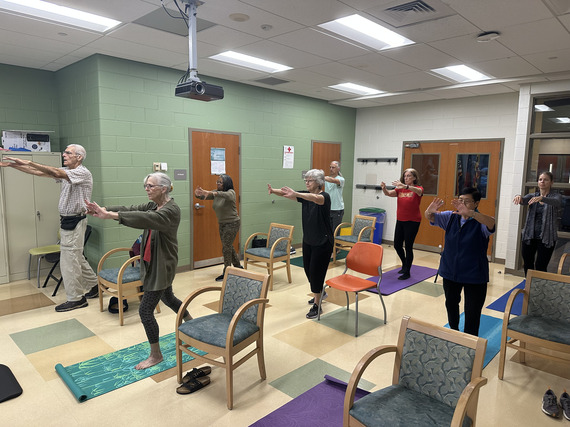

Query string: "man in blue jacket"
[[425, 187, 495, 336]]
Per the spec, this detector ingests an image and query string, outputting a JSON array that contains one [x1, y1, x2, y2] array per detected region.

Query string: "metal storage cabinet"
[[0, 152, 61, 283]]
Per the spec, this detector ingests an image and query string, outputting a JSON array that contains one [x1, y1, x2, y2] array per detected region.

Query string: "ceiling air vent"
[[255, 77, 289, 86], [366, 0, 456, 28]]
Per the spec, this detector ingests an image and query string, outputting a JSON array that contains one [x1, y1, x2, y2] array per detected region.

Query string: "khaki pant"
[[59, 219, 98, 301]]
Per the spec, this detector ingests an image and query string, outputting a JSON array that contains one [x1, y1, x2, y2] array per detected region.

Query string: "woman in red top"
[[381, 168, 423, 280]]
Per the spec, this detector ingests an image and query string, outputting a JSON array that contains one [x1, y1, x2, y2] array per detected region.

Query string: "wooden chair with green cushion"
[[175, 267, 270, 409], [332, 215, 376, 263], [345, 315, 488, 427]]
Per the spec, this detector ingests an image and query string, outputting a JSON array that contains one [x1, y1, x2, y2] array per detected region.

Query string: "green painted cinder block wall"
[[1, 55, 356, 270]]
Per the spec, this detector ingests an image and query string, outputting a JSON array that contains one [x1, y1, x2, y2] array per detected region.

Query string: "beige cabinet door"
[[1, 152, 61, 281]]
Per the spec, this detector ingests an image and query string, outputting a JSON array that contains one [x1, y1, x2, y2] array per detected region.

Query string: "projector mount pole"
[[182, 0, 203, 83]]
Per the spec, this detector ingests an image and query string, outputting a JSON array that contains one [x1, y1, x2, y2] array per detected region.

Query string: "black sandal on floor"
[[176, 376, 210, 395], [182, 366, 212, 383]]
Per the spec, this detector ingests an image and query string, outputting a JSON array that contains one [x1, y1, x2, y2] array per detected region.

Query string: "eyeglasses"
[[63, 150, 77, 156], [304, 179, 314, 183], [216, 181, 223, 184], [457, 197, 475, 205], [144, 184, 161, 189]]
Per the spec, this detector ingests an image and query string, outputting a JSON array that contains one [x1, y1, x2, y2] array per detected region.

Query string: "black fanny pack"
[[60, 215, 86, 230]]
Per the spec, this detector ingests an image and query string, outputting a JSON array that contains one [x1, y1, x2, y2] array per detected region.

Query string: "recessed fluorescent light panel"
[[329, 83, 383, 96], [431, 65, 492, 83], [535, 104, 554, 112], [0, 0, 121, 32], [209, 51, 292, 73], [550, 117, 570, 123], [319, 14, 414, 50]]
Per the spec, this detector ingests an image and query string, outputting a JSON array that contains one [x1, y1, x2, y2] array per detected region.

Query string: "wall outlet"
[[153, 162, 160, 171]]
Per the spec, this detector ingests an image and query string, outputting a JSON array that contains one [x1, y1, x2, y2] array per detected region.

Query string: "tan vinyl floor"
[[1, 246, 568, 426]]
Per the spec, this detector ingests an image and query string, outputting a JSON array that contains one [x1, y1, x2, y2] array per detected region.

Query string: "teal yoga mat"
[[55, 332, 205, 402], [444, 313, 503, 368]]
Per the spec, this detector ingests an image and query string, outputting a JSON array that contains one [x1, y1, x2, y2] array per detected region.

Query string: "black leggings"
[[521, 239, 555, 275], [139, 286, 189, 344], [394, 220, 421, 273], [443, 279, 487, 337], [303, 241, 333, 294]]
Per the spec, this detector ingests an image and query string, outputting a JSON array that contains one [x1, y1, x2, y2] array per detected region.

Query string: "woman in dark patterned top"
[[513, 171, 562, 275], [268, 169, 333, 319], [86, 172, 191, 370]]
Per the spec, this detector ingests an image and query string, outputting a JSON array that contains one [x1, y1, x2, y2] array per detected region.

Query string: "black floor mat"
[[0, 364, 22, 403]]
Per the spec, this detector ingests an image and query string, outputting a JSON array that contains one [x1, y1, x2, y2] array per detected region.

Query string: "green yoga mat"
[[288, 250, 348, 268], [55, 332, 205, 402]]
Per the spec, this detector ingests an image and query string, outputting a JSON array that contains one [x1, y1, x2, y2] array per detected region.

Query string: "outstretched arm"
[[381, 181, 397, 197], [451, 199, 496, 230], [85, 200, 119, 220], [425, 198, 444, 222], [1, 156, 68, 180]]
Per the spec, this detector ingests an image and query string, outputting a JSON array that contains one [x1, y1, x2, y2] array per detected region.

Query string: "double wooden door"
[[191, 131, 240, 268], [404, 140, 501, 256]]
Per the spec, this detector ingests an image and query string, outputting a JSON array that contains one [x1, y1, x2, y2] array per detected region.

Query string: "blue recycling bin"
[[358, 208, 386, 244]]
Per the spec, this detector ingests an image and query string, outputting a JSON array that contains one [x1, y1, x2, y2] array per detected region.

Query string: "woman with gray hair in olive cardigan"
[[86, 172, 191, 370]]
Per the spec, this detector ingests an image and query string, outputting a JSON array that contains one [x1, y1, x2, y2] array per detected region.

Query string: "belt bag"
[[60, 215, 86, 230]]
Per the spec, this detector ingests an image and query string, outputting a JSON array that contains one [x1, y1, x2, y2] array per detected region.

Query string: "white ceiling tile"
[[498, 18, 570, 56], [429, 34, 517, 63], [380, 44, 459, 70], [339, 52, 417, 77], [523, 48, 570, 73], [269, 28, 369, 60], [471, 57, 542, 79]]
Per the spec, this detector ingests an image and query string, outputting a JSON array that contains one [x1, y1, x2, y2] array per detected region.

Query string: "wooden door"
[[312, 141, 341, 173], [191, 131, 240, 268], [404, 141, 501, 256]]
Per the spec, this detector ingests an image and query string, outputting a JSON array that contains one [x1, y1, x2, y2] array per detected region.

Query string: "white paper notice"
[[211, 147, 226, 174], [283, 145, 294, 169]]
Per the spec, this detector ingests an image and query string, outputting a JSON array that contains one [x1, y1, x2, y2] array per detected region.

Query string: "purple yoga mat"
[[366, 265, 438, 295], [250, 375, 369, 427]]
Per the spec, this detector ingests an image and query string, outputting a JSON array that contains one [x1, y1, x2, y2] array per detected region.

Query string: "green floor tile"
[[269, 358, 375, 399], [10, 319, 94, 355], [315, 307, 385, 337], [406, 280, 445, 297]]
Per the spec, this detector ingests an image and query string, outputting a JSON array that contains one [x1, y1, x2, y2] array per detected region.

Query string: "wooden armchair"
[[244, 223, 294, 290], [332, 215, 376, 263], [345, 316, 488, 427], [97, 240, 160, 326], [175, 267, 270, 409], [498, 269, 570, 379]]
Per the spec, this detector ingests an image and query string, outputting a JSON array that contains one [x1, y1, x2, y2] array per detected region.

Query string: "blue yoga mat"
[[486, 280, 525, 316], [444, 313, 503, 368], [55, 332, 205, 402]]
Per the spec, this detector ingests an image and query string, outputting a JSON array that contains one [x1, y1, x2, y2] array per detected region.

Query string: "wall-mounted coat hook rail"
[[356, 184, 383, 191], [357, 157, 398, 164]]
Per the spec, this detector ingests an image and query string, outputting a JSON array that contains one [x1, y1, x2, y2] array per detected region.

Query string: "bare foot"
[[134, 355, 163, 370]]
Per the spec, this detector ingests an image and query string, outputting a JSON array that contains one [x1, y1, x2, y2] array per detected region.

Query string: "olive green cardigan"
[[107, 199, 180, 292]]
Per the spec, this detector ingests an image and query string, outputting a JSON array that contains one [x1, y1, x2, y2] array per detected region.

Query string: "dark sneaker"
[[215, 275, 224, 282], [398, 272, 410, 280], [560, 390, 570, 421], [84, 285, 99, 299], [542, 389, 560, 418], [306, 303, 322, 319], [55, 297, 88, 312], [308, 291, 328, 305]]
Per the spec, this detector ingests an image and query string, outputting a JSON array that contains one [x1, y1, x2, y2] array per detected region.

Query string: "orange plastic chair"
[[318, 241, 386, 336]]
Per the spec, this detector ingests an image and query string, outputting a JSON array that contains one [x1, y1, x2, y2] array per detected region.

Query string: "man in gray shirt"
[[2, 144, 98, 312]]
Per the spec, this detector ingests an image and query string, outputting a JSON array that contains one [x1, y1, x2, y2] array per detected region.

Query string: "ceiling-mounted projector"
[[174, 0, 224, 101], [175, 80, 224, 101]]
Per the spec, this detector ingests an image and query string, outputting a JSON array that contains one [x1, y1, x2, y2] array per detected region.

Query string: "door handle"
[[194, 203, 205, 210], [37, 211, 41, 220]]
